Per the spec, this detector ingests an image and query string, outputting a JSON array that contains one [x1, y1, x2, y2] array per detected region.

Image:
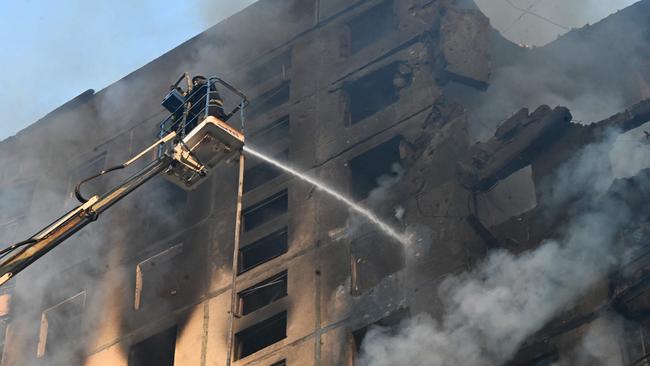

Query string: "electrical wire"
[[74, 164, 126, 203], [502, 0, 570, 31], [0, 238, 38, 260]]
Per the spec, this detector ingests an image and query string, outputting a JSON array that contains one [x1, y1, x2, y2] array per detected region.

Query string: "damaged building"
[[0, 0, 649, 365]]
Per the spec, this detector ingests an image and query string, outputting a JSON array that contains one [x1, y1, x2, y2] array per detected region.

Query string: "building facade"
[[0, 0, 649, 365]]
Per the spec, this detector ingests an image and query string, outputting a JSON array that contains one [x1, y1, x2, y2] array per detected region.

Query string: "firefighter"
[[184, 75, 227, 134]]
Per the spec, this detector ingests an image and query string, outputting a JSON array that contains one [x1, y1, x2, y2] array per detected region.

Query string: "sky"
[[0, 0, 640, 141]]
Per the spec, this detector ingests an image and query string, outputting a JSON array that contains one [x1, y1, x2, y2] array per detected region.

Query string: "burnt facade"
[[0, 0, 649, 365]]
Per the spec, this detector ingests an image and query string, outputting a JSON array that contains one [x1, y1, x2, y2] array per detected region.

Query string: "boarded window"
[[37, 292, 86, 360], [238, 271, 288, 315], [128, 326, 177, 366], [248, 82, 291, 120], [349, 136, 402, 201], [243, 190, 288, 232], [239, 227, 289, 273], [234, 311, 287, 360], [134, 243, 184, 310], [348, 1, 395, 54], [345, 62, 409, 125]]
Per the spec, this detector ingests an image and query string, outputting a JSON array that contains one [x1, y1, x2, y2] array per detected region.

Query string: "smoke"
[[556, 315, 627, 366], [459, 0, 649, 141], [356, 131, 639, 366], [342, 163, 404, 240]]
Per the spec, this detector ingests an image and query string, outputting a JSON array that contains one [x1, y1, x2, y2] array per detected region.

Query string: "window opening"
[[243, 190, 288, 232], [128, 326, 177, 366], [348, 136, 402, 201], [238, 271, 288, 315], [344, 62, 410, 125], [234, 311, 287, 360], [239, 227, 289, 274], [348, 1, 395, 54], [248, 82, 290, 120]]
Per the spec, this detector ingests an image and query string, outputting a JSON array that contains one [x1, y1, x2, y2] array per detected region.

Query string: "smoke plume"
[[356, 130, 640, 365]]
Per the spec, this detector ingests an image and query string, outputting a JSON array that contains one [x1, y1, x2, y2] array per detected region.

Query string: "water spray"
[[243, 146, 411, 245]]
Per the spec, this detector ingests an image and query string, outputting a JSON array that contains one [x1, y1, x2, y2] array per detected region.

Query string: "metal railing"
[[157, 75, 248, 157]]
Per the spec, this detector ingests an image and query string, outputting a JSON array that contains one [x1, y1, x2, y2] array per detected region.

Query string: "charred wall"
[[0, 0, 648, 366]]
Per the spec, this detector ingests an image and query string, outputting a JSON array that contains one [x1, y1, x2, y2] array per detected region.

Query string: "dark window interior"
[[349, 136, 401, 201], [247, 50, 292, 86], [250, 115, 290, 144], [248, 82, 290, 120], [245, 116, 291, 192], [348, 0, 395, 54], [245, 149, 289, 193], [345, 62, 406, 124], [239, 271, 288, 315], [239, 227, 289, 273], [235, 311, 287, 360], [243, 190, 288, 232], [128, 326, 177, 366], [270, 360, 287, 366], [352, 308, 409, 352]]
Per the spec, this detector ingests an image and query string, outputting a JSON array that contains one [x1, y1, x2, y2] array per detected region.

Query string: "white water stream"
[[243, 146, 411, 245]]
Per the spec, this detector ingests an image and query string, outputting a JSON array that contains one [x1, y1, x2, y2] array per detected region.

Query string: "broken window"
[[347, 0, 396, 55], [247, 82, 291, 120], [37, 292, 86, 361], [344, 62, 410, 125], [243, 190, 288, 232], [238, 271, 288, 316], [247, 49, 292, 86], [348, 136, 402, 201], [245, 149, 289, 193], [351, 308, 409, 355], [128, 326, 177, 366], [239, 227, 289, 274], [350, 231, 405, 295], [234, 311, 287, 360]]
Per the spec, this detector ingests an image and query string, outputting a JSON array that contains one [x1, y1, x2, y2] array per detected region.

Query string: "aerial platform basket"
[[164, 116, 245, 190], [158, 74, 248, 190]]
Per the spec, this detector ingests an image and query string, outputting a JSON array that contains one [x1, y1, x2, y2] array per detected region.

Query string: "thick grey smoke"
[[356, 131, 638, 366], [459, 0, 649, 142], [557, 315, 626, 366]]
